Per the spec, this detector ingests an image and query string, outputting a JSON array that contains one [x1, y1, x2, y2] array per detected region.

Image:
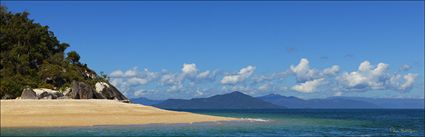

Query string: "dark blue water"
[[1, 109, 424, 136]]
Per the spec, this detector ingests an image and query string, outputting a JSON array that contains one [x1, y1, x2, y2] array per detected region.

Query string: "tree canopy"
[[0, 6, 106, 99]]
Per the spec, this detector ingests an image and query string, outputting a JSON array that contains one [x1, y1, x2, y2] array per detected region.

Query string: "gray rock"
[[100, 85, 128, 101], [78, 83, 93, 99], [93, 91, 106, 99], [62, 88, 71, 96], [68, 81, 99, 99], [34, 89, 64, 99], [38, 92, 55, 99], [67, 81, 128, 101], [20, 88, 37, 99], [41, 94, 53, 99]]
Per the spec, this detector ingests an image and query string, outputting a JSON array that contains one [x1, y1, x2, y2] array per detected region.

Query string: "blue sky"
[[3, 1, 424, 99]]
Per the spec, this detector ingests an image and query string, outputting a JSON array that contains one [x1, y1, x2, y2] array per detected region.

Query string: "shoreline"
[[0, 100, 237, 128]]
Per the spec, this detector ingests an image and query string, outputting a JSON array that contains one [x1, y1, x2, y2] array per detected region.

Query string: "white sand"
[[0, 100, 236, 127]]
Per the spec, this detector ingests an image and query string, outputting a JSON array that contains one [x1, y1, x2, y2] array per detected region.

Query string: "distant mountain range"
[[131, 92, 424, 109], [150, 91, 283, 109], [131, 97, 163, 106], [258, 94, 424, 109]]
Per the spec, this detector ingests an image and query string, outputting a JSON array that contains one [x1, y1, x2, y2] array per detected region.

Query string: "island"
[[0, 6, 235, 128]]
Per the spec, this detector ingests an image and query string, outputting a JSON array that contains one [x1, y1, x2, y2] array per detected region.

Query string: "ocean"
[[1, 109, 424, 136]]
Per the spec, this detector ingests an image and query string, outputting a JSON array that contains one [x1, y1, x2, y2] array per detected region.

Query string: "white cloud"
[[290, 58, 318, 82], [258, 84, 270, 91], [124, 67, 139, 77], [323, 65, 340, 75], [290, 58, 339, 83], [291, 78, 324, 93], [167, 84, 183, 92], [108, 60, 420, 99], [334, 91, 343, 96], [197, 70, 211, 79], [400, 73, 417, 90], [182, 63, 198, 75], [109, 67, 161, 97], [358, 61, 372, 72], [110, 70, 124, 77], [134, 90, 146, 97], [160, 74, 178, 85], [338, 61, 417, 91], [400, 64, 412, 71], [127, 77, 149, 85], [221, 65, 256, 84], [109, 67, 140, 78]]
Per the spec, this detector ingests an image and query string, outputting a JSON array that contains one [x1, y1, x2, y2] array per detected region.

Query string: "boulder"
[[66, 81, 128, 102], [38, 92, 54, 99], [67, 81, 105, 99], [68, 81, 93, 99], [97, 82, 128, 101], [79, 84, 93, 99], [33, 88, 64, 99], [20, 88, 37, 99], [95, 82, 129, 102], [62, 87, 71, 96]]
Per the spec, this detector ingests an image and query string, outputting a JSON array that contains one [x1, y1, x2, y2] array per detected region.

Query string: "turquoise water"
[[1, 109, 424, 136]]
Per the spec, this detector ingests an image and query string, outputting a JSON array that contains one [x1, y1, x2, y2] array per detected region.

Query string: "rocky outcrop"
[[95, 82, 128, 101], [18, 81, 129, 103], [34, 88, 64, 99], [20, 88, 65, 99], [20, 88, 38, 99], [67, 81, 94, 99], [65, 81, 129, 102]]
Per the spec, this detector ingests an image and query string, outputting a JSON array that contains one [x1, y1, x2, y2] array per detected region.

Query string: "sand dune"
[[0, 100, 236, 127]]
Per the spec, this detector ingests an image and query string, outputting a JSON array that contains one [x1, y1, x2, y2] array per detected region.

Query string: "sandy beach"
[[0, 100, 236, 127]]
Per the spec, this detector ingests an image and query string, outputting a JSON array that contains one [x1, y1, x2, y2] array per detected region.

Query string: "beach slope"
[[1, 100, 236, 127]]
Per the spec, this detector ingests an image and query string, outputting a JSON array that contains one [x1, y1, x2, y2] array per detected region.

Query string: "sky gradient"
[[3, 1, 424, 99]]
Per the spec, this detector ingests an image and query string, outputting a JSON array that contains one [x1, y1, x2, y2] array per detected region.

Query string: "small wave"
[[239, 118, 270, 122]]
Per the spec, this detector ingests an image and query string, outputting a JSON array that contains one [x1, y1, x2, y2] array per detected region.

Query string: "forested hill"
[[0, 6, 125, 100]]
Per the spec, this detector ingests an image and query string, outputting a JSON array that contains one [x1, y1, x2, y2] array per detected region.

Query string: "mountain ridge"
[[152, 91, 284, 109], [258, 94, 424, 109], [133, 93, 424, 109]]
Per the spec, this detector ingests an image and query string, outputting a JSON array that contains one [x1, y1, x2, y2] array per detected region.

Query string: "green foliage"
[[66, 51, 80, 64], [0, 6, 102, 99]]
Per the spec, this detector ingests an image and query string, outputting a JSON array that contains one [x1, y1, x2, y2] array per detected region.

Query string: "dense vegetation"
[[0, 6, 108, 99]]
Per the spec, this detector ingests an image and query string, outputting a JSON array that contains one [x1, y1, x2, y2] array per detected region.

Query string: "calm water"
[[1, 109, 424, 136]]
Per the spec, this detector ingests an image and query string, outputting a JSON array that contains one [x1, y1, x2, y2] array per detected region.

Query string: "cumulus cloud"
[[258, 84, 270, 91], [160, 73, 179, 85], [323, 65, 340, 75], [127, 77, 149, 85], [108, 67, 160, 96], [399, 64, 412, 71], [291, 78, 324, 93], [110, 70, 124, 78], [110, 67, 141, 78], [108, 59, 419, 99], [134, 90, 146, 97], [290, 58, 339, 83], [221, 65, 256, 84], [401, 74, 417, 90], [182, 63, 198, 75], [338, 61, 417, 91], [290, 58, 318, 82], [197, 70, 212, 79]]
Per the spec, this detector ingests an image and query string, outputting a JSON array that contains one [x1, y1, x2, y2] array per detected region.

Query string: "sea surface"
[[1, 109, 424, 136]]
